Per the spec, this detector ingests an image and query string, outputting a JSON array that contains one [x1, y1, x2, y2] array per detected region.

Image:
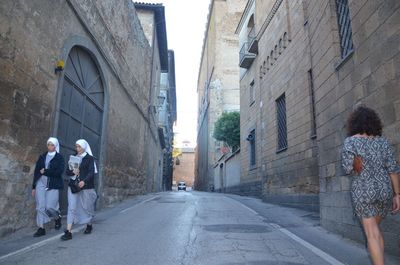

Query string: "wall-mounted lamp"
[[55, 60, 65, 74], [246, 133, 254, 141]]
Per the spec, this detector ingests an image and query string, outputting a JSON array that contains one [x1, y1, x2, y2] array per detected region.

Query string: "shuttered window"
[[276, 94, 287, 152], [335, 0, 354, 58]]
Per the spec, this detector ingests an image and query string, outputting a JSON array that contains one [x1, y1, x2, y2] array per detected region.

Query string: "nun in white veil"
[[61, 139, 98, 241], [32, 137, 64, 237]]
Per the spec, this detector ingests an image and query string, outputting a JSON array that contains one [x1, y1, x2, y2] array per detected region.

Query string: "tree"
[[213, 111, 240, 152]]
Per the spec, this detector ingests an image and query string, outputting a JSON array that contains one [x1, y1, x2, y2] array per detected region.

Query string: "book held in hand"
[[68, 155, 82, 170]]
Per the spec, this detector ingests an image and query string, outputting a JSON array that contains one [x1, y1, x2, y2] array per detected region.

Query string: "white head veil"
[[76, 139, 98, 173], [47, 137, 60, 153]]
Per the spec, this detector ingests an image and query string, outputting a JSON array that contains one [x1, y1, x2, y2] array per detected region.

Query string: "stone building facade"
[[307, 0, 400, 255], [213, 150, 241, 193], [195, 0, 246, 191], [173, 148, 195, 189], [135, 2, 170, 194], [0, 0, 170, 236], [158, 50, 177, 191], [237, 0, 320, 207], [237, 0, 400, 255]]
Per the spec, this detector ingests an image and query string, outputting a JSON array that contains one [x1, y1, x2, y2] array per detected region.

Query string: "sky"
[[142, 0, 211, 148]]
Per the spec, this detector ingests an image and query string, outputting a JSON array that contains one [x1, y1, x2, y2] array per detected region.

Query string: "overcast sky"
[[141, 0, 211, 148]]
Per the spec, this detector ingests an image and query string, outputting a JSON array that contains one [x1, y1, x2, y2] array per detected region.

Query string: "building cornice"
[[197, 0, 214, 91], [235, 0, 254, 34], [134, 2, 169, 71], [256, 0, 283, 40]]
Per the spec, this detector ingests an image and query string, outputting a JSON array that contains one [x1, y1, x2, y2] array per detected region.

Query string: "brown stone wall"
[[308, 0, 400, 254], [196, 0, 246, 191], [239, 0, 319, 209], [173, 152, 195, 188], [0, 0, 160, 236]]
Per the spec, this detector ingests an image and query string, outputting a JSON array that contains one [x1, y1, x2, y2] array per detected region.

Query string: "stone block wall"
[[195, 0, 246, 191], [308, 0, 400, 254], [173, 152, 195, 188], [0, 0, 159, 236], [259, 0, 319, 210], [239, 0, 319, 210]]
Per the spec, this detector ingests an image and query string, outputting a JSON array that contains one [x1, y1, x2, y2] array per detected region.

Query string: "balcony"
[[247, 27, 258, 54], [239, 42, 256, 69]]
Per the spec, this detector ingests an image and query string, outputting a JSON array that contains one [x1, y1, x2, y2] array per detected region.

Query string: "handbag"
[[353, 155, 363, 174], [68, 177, 81, 193]]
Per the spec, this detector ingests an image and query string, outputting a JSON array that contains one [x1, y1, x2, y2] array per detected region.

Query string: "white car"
[[178, 181, 186, 191]]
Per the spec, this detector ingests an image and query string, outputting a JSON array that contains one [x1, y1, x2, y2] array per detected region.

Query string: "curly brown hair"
[[346, 106, 382, 136]]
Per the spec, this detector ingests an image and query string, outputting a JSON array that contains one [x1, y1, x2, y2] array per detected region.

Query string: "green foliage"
[[213, 111, 240, 151]]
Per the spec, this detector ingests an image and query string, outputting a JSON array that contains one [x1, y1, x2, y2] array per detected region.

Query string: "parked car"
[[178, 181, 186, 191]]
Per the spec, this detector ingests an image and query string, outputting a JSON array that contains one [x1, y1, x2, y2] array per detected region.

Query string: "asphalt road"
[[1, 191, 399, 265]]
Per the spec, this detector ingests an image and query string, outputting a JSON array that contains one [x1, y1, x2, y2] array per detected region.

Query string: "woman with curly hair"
[[342, 106, 400, 265]]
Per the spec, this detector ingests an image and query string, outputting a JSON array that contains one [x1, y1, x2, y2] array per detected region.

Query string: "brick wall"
[[173, 152, 195, 188]]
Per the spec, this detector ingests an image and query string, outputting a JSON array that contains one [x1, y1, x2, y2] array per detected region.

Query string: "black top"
[[32, 152, 65, 190], [66, 154, 96, 189]]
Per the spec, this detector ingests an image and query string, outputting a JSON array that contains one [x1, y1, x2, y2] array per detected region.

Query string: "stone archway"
[[57, 46, 105, 214]]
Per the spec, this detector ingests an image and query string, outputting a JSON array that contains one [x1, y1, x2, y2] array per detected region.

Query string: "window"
[[276, 93, 287, 152], [249, 80, 255, 105], [262, 61, 267, 74], [308, 70, 317, 138], [283, 32, 288, 48], [270, 51, 274, 65], [335, 0, 354, 59], [248, 129, 256, 166]]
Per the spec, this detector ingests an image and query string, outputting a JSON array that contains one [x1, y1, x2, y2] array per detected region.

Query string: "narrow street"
[[1, 192, 399, 265]]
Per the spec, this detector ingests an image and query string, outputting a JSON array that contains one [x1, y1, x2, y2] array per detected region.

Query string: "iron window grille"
[[276, 94, 287, 152], [335, 0, 354, 59], [308, 70, 317, 138]]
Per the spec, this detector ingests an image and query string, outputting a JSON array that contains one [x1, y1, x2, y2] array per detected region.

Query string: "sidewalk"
[[226, 193, 400, 265], [0, 193, 160, 261]]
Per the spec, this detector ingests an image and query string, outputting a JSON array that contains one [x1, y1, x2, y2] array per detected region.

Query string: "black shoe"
[[61, 230, 72, 241], [84, 224, 92, 234], [33, 228, 46, 237], [55, 217, 62, 230]]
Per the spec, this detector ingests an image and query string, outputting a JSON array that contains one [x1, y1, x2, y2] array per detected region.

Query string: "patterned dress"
[[342, 136, 399, 218]]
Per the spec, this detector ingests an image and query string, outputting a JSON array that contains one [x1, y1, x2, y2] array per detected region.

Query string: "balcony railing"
[[247, 27, 258, 54], [239, 42, 256, 69]]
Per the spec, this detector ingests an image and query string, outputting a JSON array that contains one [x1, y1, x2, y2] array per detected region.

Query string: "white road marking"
[[232, 197, 344, 265], [0, 226, 83, 262], [119, 196, 157, 213], [0, 195, 158, 262], [268, 223, 344, 265], [234, 200, 264, 219]]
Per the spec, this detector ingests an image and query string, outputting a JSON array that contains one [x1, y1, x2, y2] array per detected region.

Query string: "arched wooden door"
[[57, 46, 104, 214]]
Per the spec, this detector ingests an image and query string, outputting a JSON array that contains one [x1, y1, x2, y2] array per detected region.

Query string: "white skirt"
[[67, 187, 97, 225], [35, 176, 59, 227]]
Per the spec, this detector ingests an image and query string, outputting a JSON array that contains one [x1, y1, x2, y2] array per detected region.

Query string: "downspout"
[[146, 14, 157, 192]]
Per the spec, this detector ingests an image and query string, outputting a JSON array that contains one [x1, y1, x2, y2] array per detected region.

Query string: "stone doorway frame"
[[52, 35, 110, 209]]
